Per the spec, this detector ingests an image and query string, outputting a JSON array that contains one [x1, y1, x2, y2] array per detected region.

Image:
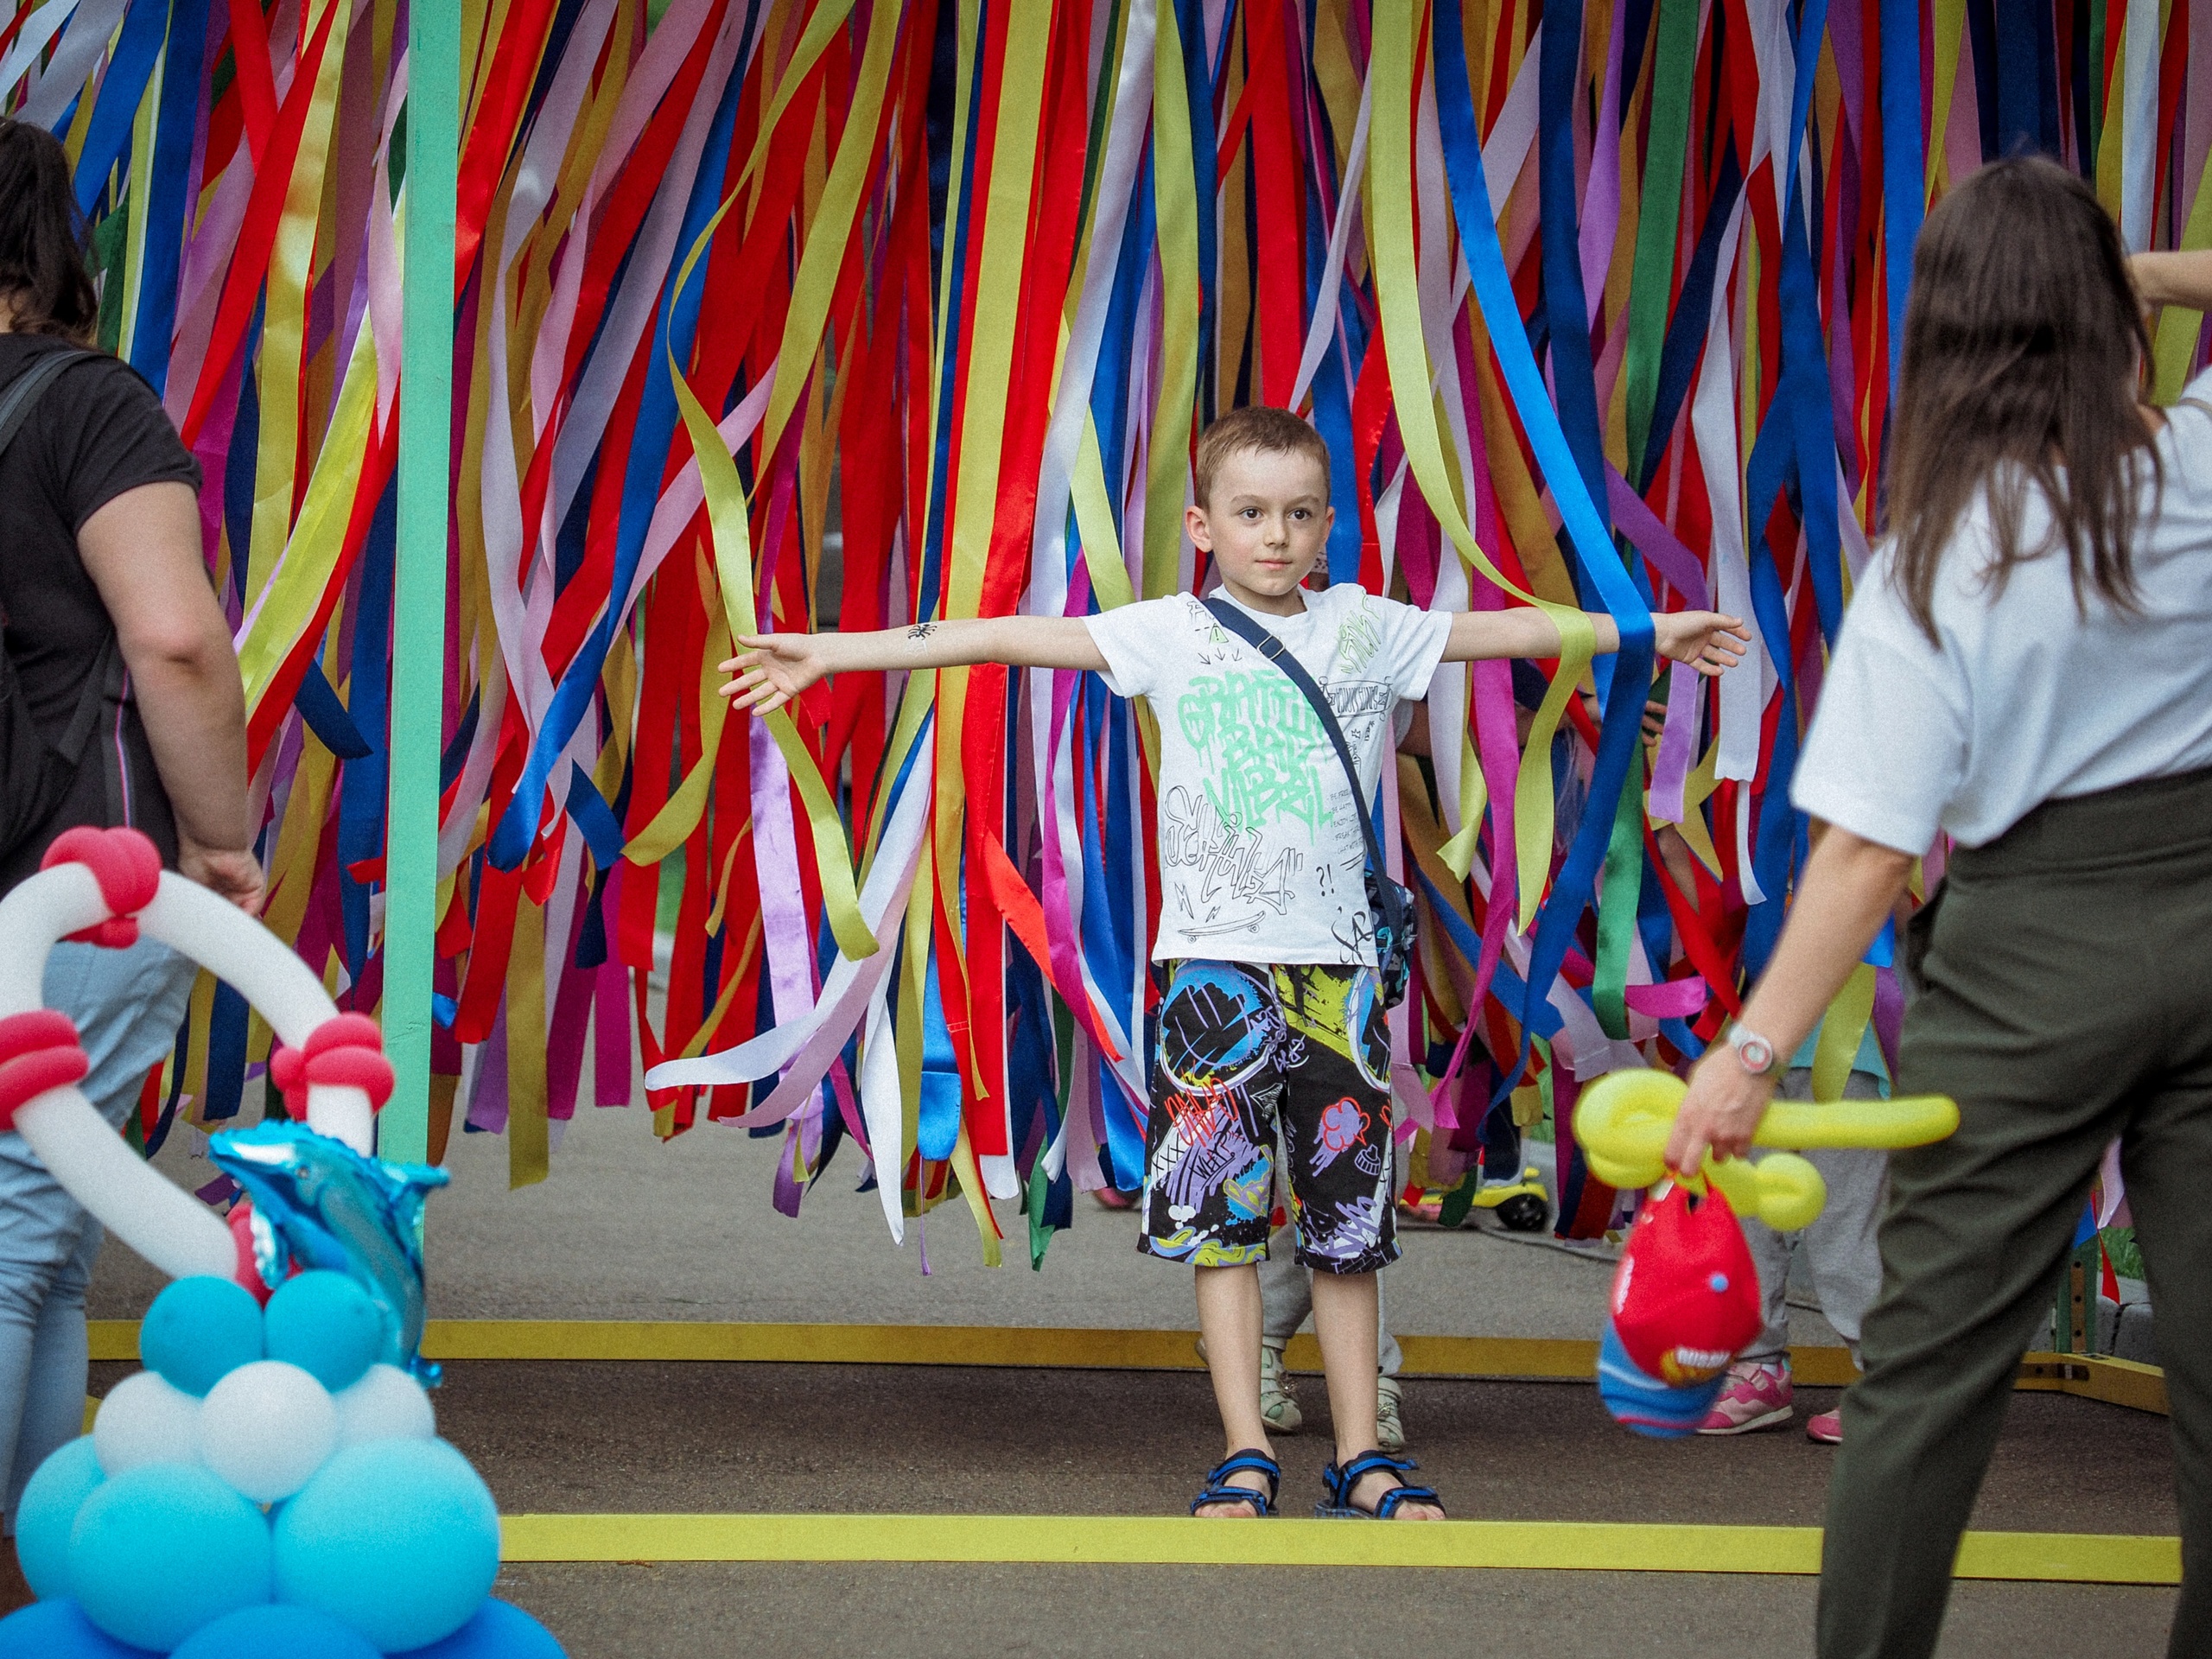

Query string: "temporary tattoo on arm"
[[905, 621, 937, 646]]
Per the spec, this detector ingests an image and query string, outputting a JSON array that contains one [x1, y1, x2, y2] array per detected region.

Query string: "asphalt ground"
[[79, 1097, 2183, 1656], [84, 1355, 2178, 1658]]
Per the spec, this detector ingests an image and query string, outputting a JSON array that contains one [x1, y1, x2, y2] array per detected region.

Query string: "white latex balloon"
[[197, 1360, 338, 1503], [92, 1371, 204, 1475], [332, 1363, 436, 1446]]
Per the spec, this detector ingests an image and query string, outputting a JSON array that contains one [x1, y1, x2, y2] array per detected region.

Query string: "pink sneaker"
[[1695, 1360, 1794, 1434], [1805, 1409, 1842, 1444]]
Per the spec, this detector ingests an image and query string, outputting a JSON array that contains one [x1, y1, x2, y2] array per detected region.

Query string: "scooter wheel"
[[1496, 1192, 1549, 1233]]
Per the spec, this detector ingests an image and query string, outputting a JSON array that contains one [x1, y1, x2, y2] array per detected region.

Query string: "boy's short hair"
[[1193, 406, 1332, 507]]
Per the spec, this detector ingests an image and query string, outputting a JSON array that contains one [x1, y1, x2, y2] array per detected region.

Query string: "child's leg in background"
[[1800, 1128, 1888, 1364], [1742, 1122, 1806, 1365], [1752, 1071, 1886, 1364], [1260, 1217, 1401, 1370], [1256, 1231, 1307, 1431], [1708, 1070, 1888, 1436], [1479, 1093, 1522, 1185], [1257, 1220, 1402, 1440], [1705, 1070, 1814, 1435]]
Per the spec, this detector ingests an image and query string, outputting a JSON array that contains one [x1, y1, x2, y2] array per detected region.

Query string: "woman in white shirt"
[[1668, 157, 2212, 1659]]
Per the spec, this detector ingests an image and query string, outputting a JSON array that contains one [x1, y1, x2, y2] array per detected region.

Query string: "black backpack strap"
[[1200, 595, 1389, 878], [0, 349, 95, 457]]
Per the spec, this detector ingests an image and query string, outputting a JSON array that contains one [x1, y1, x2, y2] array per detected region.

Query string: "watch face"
[[1737, 1034, 1773, 1073]]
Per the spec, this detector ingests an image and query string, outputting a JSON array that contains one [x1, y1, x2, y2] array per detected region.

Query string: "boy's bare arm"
[[721, 615, 1109, 714], [1440, 607, 1748, 677]]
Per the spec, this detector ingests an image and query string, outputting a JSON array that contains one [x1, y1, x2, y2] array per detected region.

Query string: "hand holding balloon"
[[1574, 1068, 1957, 1229]]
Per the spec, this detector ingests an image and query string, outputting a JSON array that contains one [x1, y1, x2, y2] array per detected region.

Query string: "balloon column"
[[0, 831, 563, 1657]]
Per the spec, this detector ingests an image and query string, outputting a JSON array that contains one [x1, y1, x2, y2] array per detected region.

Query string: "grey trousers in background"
[[0, 938, 196, 1528], [1258, 1224, 1402, 1375], [1818, 766, 2212, 1659], [1741, 1069, 1886, 1366]]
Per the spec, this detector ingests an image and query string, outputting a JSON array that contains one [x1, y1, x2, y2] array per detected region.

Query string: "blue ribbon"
[[131, 0, 213, 394], [1878, 0, 1923, 397], [1433, 4, 1654, 1092], [73, 0, 169, 212]]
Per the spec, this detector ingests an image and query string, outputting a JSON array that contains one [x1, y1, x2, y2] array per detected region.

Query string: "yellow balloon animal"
[[1573, 1069, 1958, 1230]]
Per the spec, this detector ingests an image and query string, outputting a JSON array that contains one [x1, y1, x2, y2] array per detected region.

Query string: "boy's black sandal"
[[1316, 1451, 1445, 1520], [1190, 1449, 1281, 1516]]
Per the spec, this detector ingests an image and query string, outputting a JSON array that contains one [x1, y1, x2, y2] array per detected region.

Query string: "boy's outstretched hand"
[[721, 633, 829, 715], [1651, 611, 1751, 676]]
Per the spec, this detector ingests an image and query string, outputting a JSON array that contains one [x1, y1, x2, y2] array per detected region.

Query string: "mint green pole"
[[382, 2, 460, 1164]]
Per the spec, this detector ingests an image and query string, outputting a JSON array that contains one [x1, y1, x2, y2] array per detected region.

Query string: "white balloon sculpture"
[[0, 829, 374, 1277], [0, 830, 566, 1659]]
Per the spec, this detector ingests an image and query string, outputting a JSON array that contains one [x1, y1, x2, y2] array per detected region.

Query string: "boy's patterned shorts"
[[1138, 959, 1398, 1274]]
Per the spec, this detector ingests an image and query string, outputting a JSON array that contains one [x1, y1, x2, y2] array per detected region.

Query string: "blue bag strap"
[[1198, 596, 1386, 886]]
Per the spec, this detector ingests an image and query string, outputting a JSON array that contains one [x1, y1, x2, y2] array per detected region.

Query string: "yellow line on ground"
[[495, 1514, 2180, 1583], [86, 1319, 1857, 1382], [86, 1321, 2155, 1404]]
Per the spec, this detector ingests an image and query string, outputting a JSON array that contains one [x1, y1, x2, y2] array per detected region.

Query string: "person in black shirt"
[[0, 120, 260, 1610]]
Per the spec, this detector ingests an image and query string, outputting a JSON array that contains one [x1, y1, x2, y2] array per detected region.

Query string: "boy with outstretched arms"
[[724, 407, 1746, 1520]]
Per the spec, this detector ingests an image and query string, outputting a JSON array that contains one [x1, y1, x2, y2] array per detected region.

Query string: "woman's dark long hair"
[[1889, 156, 2155, 640], [0, 119, 99, 343]]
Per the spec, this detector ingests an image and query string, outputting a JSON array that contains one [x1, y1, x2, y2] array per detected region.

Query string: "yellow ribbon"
[[1809, 963, 1878, 1106], [245, 0, 357, 613], [235, 315, 381, 711]]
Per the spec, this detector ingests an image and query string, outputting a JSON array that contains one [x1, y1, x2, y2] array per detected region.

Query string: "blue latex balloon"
[[210, 1122, 448, 1383], [391, 1599, 568, 1658], [274, 1440, 499, 1653], [139, 1275, 264, 1395], [15, 1435, 103, 1599], [264, 1272, 389, 1392], [68, 1465, 274, 1651], [171, 1604, 381, 1659], [0, 1599, 156, 1657]]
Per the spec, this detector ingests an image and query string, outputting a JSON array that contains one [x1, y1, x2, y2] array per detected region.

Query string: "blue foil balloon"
[[0, 1599, 157, 1658], [394, 1600, 569, 1658], [207, 1122, 449, 1384]]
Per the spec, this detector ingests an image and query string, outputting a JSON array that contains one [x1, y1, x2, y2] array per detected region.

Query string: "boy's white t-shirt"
[[1794, 382, 2212, 853], [1084, 583, 1450, 967]]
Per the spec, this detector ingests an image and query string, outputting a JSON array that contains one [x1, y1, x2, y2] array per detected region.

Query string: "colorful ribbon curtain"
[[14, 0, 2212, 1257]]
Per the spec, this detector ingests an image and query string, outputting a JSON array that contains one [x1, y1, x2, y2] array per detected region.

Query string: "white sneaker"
[[1376, 1374, 1406, 1452], [1260, 1344, 1302, 1433]]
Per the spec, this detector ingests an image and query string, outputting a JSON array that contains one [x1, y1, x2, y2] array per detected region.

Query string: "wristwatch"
[[1726, 1024, 1778, 1077]]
